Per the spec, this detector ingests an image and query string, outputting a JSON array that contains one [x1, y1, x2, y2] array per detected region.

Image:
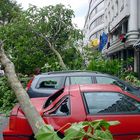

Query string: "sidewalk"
[[0, 115, 9, 140]]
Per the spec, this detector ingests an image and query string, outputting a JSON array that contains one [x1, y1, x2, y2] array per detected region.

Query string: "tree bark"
[[39, 33, 67, 70], [48, 42, 67, 70], [0, 41, 46, 134]]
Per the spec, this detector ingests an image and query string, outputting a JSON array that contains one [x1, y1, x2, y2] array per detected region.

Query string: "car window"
[[70, 76, 92, 85], [83, 92, 140, 115], [96, 76, 118, 84], [48, 97, 70, 116], [96, 76, 126, 90], [43, 88, 64, 108], [36, 76, 64, 89]]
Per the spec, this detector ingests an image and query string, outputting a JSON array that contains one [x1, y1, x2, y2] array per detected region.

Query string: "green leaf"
[[90, 120, 110, 130], [35, 125, 61, 140], [64, 122, 86, 140], [93, 129, 113, 140], [108, 121, 120, 126]]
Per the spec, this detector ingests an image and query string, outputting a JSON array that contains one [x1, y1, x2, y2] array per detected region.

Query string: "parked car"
[[3, 84, 140, 140], [26, 71, 140, 98]]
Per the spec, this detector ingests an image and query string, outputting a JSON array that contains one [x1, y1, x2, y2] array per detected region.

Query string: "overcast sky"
[[16, 0, 89, 29]]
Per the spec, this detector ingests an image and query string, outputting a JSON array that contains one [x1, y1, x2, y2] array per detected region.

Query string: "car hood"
[[31, 97, 48, 111], [16, 97, 48, 116]]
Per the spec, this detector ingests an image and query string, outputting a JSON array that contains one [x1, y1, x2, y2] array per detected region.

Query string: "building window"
[[108, 11, 110, 20], [97, 1, 104, 13], [90, 9, 96, 19], [89, 15, 104, 30], [89, 1, 104, 19], [116, 0, 119, 16], [122, 20, 128, 34], [111, 5, 114, 21], [120, 0, 124, 12]]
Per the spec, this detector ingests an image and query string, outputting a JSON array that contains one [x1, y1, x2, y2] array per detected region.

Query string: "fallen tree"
[[0, 40, 46, 135]]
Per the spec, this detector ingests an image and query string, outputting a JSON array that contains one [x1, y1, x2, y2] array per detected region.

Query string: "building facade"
[[84, 0, 140, 77], [83, 0, 105, 45], [102, 0, 140, 77]]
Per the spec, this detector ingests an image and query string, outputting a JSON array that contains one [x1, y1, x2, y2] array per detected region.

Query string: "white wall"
[[138, 0, 140, 30]]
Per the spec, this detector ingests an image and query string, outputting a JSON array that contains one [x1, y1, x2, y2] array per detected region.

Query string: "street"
[[0, 115, 8, 140]]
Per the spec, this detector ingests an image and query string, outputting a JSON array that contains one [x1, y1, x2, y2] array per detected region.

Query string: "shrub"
[[0, 76, 17, 114], [124, 74, 140, 87], [87, 58, 122, 76]]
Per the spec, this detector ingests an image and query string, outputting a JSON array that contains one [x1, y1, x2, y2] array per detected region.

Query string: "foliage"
[[30, 4, 74, 48], [26, 4, 83, 70], [81, 45, 96, 65], [124, 74, 140, 87], [41, 62, 63, 72], [0, 4, 82, 74], [18, 74, 31, 88], [116, 57, 140, 87], [86, 51, 140, 87], [35, 120, 119, 140], [87, 52, 122, 76], [0, 0, 21, 25], [0, 76, 17, 114], [0, 3, 83, 74], [0, 12, 48, 74], [0, 74, 30, 114], [61, 47, 84, 70]]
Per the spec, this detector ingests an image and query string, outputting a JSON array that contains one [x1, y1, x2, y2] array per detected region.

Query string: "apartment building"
[[84, 0, 140, 77], [102, 0, 140, 77], [83, 0, 105, 45]]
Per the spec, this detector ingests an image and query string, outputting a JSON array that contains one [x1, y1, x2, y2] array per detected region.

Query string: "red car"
[[3, 84, 140, 140]]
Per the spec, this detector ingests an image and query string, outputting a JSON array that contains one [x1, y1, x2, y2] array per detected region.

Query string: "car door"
[[83, 91, 140, 140], [42, 93, 86, 134]]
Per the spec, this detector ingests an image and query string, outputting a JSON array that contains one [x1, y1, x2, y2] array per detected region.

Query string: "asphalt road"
[[0, 115, 8, 140]]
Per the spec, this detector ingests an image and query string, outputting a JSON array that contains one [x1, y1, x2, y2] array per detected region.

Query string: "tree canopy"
[[0, 0, 21, 25], [0, 2, 83, 74]]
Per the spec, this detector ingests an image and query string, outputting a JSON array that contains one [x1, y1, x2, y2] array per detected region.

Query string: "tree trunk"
[[38, 33, 67, 70], [0, 41, 46, 134], [49, 42, 67, 70]]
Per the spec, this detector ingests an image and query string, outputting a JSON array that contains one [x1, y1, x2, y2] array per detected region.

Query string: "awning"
[[110, 16, 129, 33]]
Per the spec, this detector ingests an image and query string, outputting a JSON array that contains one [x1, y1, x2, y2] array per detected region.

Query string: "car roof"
[[35, 70, 113, 77], [66, 84, 140, 101], [66, 84, 124, 93]]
